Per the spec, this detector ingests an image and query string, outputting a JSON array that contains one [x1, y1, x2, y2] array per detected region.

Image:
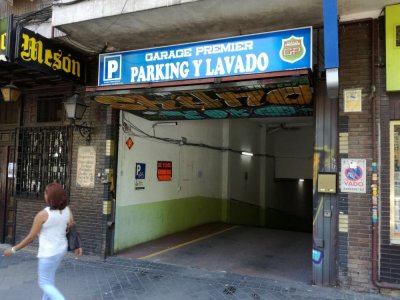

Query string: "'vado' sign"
[[340, 159, 366, 193], [98, 27, 312, 86]]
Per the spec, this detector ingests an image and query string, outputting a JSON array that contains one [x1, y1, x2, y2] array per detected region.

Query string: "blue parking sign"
[[99, 27, 312, 86], [103, 54, 122, 82], [135, 163, 146, 179]]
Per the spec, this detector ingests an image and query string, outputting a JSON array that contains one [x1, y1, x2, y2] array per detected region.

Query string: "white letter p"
[[107, 60, 119, 79]]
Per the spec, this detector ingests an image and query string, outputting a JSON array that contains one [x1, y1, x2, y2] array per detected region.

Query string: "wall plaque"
[[76, 146, 96, 188]]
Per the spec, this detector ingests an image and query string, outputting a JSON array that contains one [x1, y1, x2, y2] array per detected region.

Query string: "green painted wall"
[[114, 197, 268, 252], [115, 196, 223, 252]]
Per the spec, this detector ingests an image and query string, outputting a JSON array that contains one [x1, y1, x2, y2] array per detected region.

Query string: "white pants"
[[38, 251, 66, 300]]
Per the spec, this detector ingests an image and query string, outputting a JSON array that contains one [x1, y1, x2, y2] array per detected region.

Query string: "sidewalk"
[[0, 244, 397, 300]]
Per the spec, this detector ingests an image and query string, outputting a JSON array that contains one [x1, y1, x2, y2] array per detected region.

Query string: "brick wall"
[[15, 93, 111, 256], [338, 21, 374, 291], [15, 91, 71, 249], [378, 15, 400, 284], [15, 200, 44, 248], [68, 99, 109, 255], [338, 18, 400, 291]]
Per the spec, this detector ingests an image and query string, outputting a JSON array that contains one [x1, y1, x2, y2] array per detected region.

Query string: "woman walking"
[[3, 182, 82, 300]]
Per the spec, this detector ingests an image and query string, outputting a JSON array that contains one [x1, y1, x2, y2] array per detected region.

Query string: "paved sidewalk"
[[0, 244, 397, 300]]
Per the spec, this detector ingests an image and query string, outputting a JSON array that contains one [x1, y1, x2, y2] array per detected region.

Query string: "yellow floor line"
[[138, 225, 240, 260]]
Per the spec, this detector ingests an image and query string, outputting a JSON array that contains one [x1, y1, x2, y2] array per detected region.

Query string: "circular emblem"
[[344, 165, 363, 181]]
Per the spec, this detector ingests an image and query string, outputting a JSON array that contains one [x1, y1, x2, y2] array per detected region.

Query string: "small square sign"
[[340, 158, 366, 193], [157, 161, 172, 181], [103, 54, 122, 82], [344, 88, 362, 113], [135, 163, 146, 179], [126, 137, 134, 150], [135, 163, 146, 190]]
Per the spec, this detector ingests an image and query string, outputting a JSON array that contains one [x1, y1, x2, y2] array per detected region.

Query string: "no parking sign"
[[340, 159, 366, 193]]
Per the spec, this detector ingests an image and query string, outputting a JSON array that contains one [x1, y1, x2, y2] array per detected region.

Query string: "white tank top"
[[37, 206, 70, 258]]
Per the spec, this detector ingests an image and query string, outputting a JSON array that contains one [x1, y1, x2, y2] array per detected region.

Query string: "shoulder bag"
[[67, 223, 82, 251]]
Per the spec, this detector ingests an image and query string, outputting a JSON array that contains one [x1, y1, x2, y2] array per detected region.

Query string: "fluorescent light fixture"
[[241, 151, 254, 157], [152, 121, 178, 127], [142, 111, 158, 115], [299, 179, 305, 182]]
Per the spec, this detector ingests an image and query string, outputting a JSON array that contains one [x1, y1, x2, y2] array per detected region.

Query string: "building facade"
[[0, 0, 114, 255], [1, 0, 400, 294]]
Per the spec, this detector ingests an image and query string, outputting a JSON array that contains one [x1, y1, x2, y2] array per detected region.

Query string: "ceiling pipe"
[[53, 0, 88, 6]]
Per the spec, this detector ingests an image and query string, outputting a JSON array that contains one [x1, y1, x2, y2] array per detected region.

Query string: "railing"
[[15, 126, 72, 199]]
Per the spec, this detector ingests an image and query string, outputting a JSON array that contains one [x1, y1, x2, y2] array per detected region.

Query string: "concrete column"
[[313, 79, 338, 286], [221, 119, 230, 222], [259, 124, 267, 226]]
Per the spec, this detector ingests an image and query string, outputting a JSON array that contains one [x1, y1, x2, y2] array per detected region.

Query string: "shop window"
[[15, 126, 72, 198], [390, 121, 400, 244], [37, 95, 64, 123], [0, 101, 19, 124]]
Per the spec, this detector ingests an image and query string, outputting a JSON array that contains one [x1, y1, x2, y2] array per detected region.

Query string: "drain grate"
[[223, 286, 237, 295]]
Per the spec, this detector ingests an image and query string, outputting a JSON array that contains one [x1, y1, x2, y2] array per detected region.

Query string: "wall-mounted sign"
[[312, 248, 324, 264], [126, 137, 134, 149], [15, 27, 86, 83], [98, 27, 312, 86], [7, 162, 15, 178], [386, 4, 400, 91], [76, 146, 96, 188], [157, 161, 172, 181], [340, 159, 366, 193], [96, 78, 313, 120], [135, 163, 146, 190], [344, 88, 362, 112], [0, 16, 13, 61]]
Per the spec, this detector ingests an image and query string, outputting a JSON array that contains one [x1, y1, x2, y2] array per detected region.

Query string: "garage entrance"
[[116, 116, 314, 283], [90, 26, 337, 285]]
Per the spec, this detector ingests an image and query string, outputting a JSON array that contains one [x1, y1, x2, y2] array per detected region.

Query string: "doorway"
[[116, 116, 315, 283], [0, 145, 16, 244]]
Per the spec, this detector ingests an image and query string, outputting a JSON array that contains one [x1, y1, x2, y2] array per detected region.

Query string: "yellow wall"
[[386, 4, 400, 91]]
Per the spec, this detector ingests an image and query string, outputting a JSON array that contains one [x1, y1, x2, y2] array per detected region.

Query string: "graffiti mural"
[[95, 79, 313, 120]]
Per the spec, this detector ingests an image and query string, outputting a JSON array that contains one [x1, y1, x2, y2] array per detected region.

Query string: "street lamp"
[[63, 93, 88, 120], [63, 93, 91, 142], [1, 83, 21, 102]]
